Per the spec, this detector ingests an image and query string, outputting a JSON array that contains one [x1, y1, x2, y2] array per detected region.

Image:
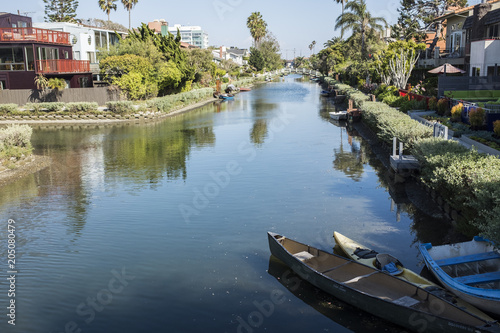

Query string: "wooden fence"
[[0, 87, 123, 106]]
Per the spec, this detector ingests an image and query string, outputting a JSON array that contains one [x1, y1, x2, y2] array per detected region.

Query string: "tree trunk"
[[428, 20, 443, 54], [129, 10, 131, 30], [341, 1, 345, 38]]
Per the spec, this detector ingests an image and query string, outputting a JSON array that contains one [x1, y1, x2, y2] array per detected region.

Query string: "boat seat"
[[293, 251, 315, 262], [435, 251, 500, 267], [454, 271, 500, 285]]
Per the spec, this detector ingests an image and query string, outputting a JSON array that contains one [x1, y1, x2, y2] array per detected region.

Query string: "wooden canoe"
[[268, 232, 500, 333], [419, 237, 500, 317]]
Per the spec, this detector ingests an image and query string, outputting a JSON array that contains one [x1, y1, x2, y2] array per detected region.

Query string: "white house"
[[212, 46, 249, 66]]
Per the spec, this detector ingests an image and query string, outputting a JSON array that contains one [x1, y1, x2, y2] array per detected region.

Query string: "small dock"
[[390, 138, 420, 174]]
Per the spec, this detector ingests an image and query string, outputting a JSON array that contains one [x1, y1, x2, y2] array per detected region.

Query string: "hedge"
[[148, 88, 214, 113], [412, 138, 500, 243], [0, 124, 33, 162]]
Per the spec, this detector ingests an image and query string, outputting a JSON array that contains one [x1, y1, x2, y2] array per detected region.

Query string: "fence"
[[438, 76, 500, 97], [0, 87, 122, 106]]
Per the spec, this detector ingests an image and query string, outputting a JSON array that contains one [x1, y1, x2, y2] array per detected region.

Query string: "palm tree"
[[246, 12, 267, 48], [334, 0, 386, 59], [309, 40, 316, 55], [334, 0, 349, 38], [99, 0, 118, 22], [121, 0, 138, 30]]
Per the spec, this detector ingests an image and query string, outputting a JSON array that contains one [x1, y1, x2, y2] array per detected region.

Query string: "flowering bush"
[[411, 80, 426, 95], [450, 103, 463, 121]]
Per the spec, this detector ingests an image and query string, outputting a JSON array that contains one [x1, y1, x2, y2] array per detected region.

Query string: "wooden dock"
[[390, 138, 420, 174]]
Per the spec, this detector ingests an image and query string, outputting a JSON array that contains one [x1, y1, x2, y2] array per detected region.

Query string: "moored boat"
[[268, 232, 500, 332], [219, 93, 234, 100], [239, 87, 251, 92], [419, 237, 500, 317], [329, 111, 348, 120]]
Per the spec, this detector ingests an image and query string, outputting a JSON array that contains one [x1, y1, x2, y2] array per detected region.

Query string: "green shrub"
[[0, 104, 19, 114], [25, 102, 65, 112], [494, 120, 500, 137], [382, 95, 399, 106], [65, 102, 99, 113], [436, 98, 449, 116], [428, 97, 437, 111], [106, 101, 135, 114], [412, 137, 500, 244], [148, 88, 213, 113], [469, 107, 485, 127], [0, 124, 33, 154]]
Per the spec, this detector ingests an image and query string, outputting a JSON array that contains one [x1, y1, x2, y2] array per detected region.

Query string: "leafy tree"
[[258, 33, 282, 71], [121, 0, 138, 30], [247, 12, 267, 47], [391, 0, 426, 41], [294, 56, 308, 69], [395, 0, 467, 52], [335, 0, 387, 59], [184, 48, 214, 84], [99, 0, 117, 22], [43, 0, 79, 22], [100, 54, 158, 100], [81, 18, 127, 31], [249, 47, 265, 71], [375, 40, 426, 89]]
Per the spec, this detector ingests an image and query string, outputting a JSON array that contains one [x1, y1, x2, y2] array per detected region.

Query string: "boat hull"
[[268, 232, 500, 333], [419, 240, 500, 317]]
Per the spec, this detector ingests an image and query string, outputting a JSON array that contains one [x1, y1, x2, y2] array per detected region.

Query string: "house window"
[[487, 66, 497, 76], [472, 67, 481, 76], [0, 47, 25, 71], [488, 24, 499, 38], [0, 80, 5, 89], [87, 52, 95, 63], [25, 46, 34, 71], [95, 31, 101, 48], [79, 76, 89, 87], [74, 51, 80, 60]]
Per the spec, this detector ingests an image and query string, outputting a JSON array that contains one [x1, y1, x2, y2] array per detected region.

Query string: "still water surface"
[[0, 76, 458, 332]]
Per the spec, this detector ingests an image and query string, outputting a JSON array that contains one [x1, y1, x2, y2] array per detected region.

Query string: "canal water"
[[0, 75, 460, 333]]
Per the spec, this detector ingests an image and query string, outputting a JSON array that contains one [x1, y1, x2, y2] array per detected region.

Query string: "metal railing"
[[36, 59, 90, 74], [0, 27, 70, 45]]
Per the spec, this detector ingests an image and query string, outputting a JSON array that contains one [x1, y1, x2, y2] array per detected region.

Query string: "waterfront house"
[[0, 13, 92, 90], [417, 0, 500, 76], [212, 46, 249, 66], [33, 21, 127, 81]]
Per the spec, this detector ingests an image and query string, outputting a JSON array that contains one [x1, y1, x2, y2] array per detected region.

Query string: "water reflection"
[[331, 123, 367, 182], [267, 256, 402, 332]]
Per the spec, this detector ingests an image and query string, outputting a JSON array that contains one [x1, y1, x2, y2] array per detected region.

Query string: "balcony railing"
[[36, 59, 90, 74], [0, 27, 70, 45]]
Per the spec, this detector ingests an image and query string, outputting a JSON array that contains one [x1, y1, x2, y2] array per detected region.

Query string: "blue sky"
[[2, 0, 482, 58]]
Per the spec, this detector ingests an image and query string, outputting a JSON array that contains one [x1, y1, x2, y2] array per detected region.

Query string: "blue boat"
[[419, 237, 500, 317], [219, 94, 234, 101]]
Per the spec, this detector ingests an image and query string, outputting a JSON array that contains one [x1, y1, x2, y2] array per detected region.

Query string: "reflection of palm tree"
[[251, 119, 268, 146], [332, 127, 365, 181]]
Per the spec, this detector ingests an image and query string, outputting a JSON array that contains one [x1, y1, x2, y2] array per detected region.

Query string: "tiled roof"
[[436, 0, 500, 20], [463, 16, 474, 29], [484, 7, 500, 25]]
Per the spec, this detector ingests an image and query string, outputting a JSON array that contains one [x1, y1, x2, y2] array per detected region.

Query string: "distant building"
[[0, 12, 92, 90], [33, 22, 127, 80], [212, 46, 249, 66], [148, 19, 168, 36], [168, 24, 208, 49]]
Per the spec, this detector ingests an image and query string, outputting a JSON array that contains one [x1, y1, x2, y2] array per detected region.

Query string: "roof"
[[484, 7, 500, 25], [227, 48, 247, 56], [463, 16, 474, 29], [436, 0, 500, 21]]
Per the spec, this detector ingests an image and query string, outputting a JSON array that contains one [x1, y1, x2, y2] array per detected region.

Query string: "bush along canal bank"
[[0, 124, 51, 186], [0, 78, 261, 125], [323, 76, 500, 245]]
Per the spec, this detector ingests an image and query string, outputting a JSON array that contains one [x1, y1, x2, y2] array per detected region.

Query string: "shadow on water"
[[267, 255, 403, 333]]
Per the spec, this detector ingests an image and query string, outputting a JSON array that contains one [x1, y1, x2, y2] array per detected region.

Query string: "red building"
[[0, 13, 92, 90]]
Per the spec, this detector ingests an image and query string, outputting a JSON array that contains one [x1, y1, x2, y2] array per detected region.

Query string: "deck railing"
[[0, 27, 70, 45], [36, 59, 90, 74]]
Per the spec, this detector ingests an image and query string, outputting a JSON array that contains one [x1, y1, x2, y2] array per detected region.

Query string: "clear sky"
[[1, 0, 482, 59]]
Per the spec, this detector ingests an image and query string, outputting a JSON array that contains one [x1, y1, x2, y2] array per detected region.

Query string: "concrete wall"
[[0, 87, 122, 106]]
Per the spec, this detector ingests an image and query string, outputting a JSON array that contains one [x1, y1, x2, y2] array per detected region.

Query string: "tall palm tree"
[[309, 40, 316, 55], [334, 0, 349, 38], [121, 0, 138, 30], [334, 0, 386, 59], [246, 12, 267, 48], [99, 0, 117, 22]]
